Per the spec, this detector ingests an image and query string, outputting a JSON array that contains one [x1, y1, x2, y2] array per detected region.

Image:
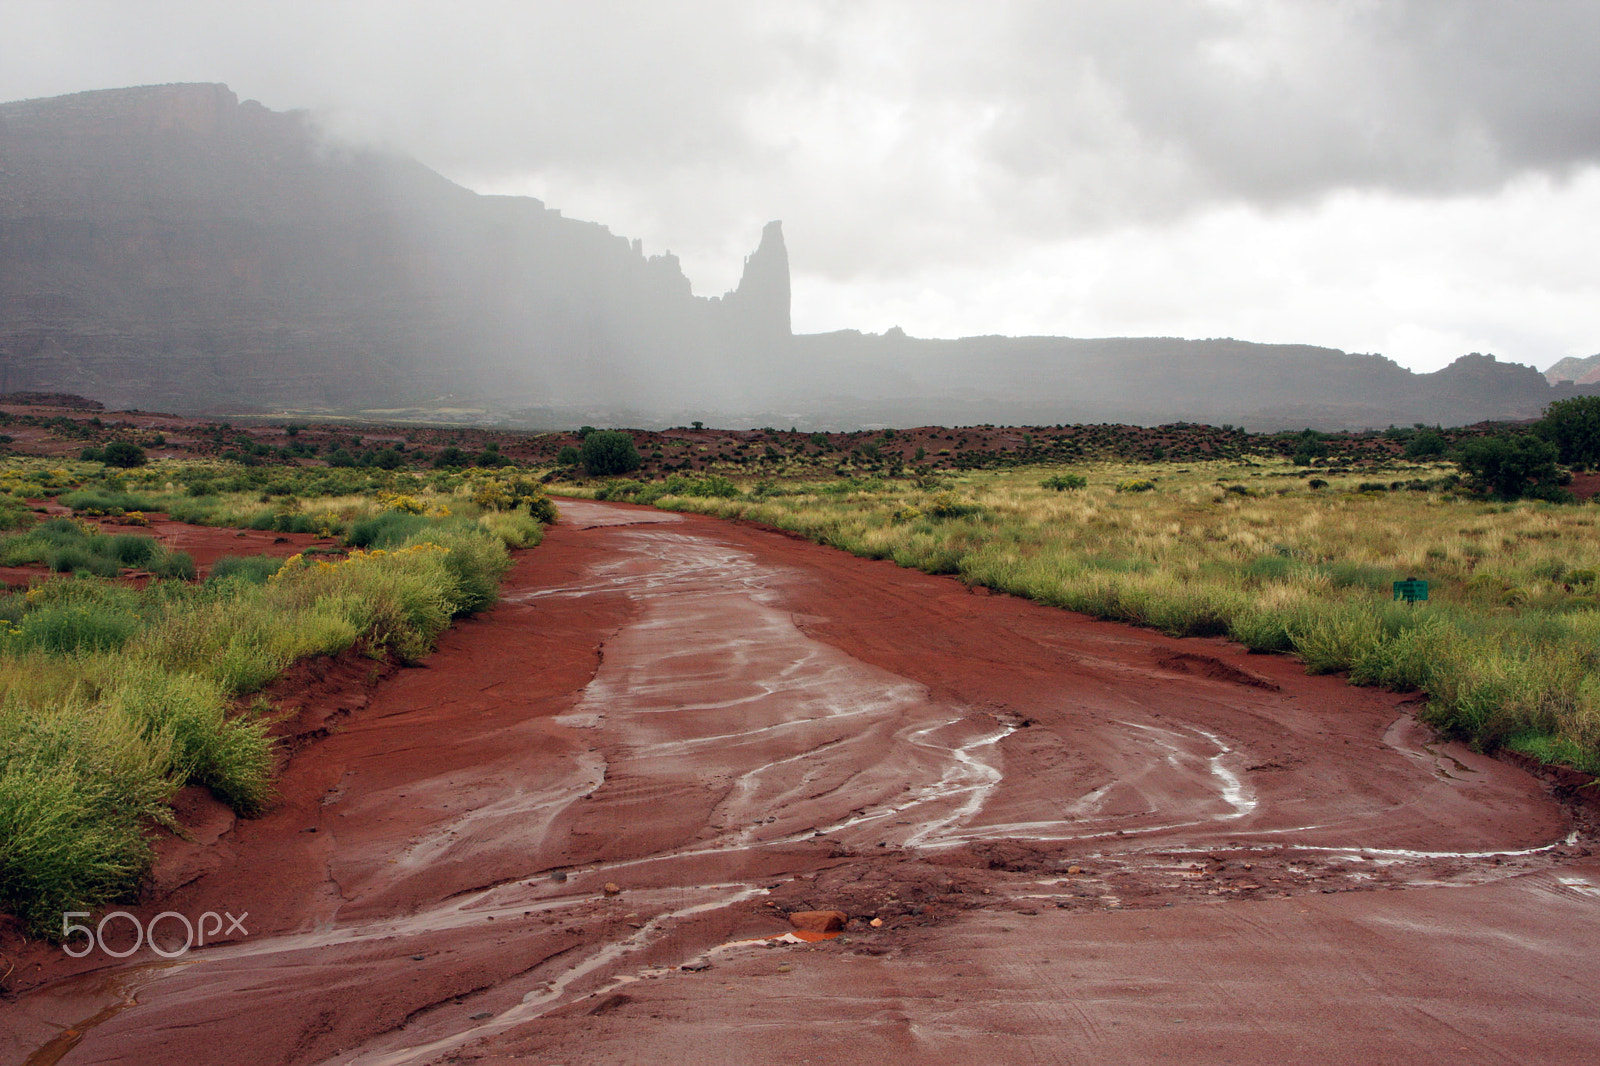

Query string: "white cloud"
[[794, 168, 1600, 372]]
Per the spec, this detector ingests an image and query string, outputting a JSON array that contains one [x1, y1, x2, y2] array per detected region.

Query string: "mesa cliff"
[[2, 83, 1594, 429], [0, 83, 790, 415]]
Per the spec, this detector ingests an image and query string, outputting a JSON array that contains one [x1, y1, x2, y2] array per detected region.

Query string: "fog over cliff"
[[2, 1, 1598, 377], [3, 83, 1597, 431], [0, 85, 793, 417]]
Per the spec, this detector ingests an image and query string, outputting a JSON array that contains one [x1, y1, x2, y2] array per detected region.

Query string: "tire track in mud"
[[3, 499, 1594, 1066]]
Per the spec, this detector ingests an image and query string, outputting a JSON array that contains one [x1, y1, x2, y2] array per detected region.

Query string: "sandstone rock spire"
[[724, 219, 791, 341]]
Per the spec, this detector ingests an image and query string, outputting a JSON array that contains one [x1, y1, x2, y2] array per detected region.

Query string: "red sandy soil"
[[1, 499, 1597, 1065], [131, 517, 335, 573], [0, 508, 339, 591]]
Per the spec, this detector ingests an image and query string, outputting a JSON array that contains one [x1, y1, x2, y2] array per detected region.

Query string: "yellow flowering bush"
[[468, 476, 557, 523], [927, 491, 980, 518], [376, 491, 427, 515], [471, 482, 515, 511]]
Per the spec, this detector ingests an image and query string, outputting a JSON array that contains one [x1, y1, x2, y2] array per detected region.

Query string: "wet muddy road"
[[4, 499, 1598, 1065]]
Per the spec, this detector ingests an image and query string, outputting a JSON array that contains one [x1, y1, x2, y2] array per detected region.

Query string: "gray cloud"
[[8, 4, 1597, 202], [11, 3, 1596, 203], [2, 1, 1597, 365]]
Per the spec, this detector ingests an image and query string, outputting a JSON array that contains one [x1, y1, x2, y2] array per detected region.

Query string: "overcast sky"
[[5, 0, 1599, 372]]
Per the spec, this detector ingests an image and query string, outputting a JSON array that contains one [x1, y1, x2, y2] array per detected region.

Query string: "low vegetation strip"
[[559, 460, 1600, 776], [0, 460, 555, 937]]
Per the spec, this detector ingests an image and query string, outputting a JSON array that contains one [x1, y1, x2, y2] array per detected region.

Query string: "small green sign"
[[1393, 579, 1429, 602]]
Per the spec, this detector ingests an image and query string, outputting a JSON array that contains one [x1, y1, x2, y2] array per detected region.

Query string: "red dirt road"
[[3, 499, 1597, 1065]]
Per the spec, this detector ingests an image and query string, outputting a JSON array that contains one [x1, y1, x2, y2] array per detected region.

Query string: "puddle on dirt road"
[[16, 963, 187, 1066]]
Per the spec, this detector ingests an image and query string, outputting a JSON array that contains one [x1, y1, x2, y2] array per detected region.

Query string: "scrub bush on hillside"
[[581, 430, 642, 476]]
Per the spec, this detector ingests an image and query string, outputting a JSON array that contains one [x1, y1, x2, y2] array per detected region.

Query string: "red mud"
[[1, 509, 338, 591], [132, 516, 337, 574], [1, 499, 1596, 1065]]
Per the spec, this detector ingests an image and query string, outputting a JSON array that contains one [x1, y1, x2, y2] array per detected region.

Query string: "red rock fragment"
[[787, 910, 848, 934]]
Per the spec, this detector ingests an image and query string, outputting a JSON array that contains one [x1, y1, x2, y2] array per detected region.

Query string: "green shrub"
[[592, 480, 641, 502], [12, 604, 140, 653], [1454, 433, 1570, 501], [659, 474, 741, 499], [474, 446, 509, 468], [0, 503, 32, 532], [0, 740, 164, 937], [107, 534, 158, 568], [1243, 555, 1297, 583], [581, 431, 642, 476], [45, 545, 120, 577], [281, 551, 453, 664], [346, 510, 430, 549], [477, 511, 545, 549], [267, 512, 317, 534], [1346, 613, 1454, 691], [207, 555, 286, 585], [1404, 430, 1448, 458], [1290, 607, 1383, 675], [1504, 730, 1600, 776], [16, 574, 148, 614], [101, 442, 148, 468], [1535, 395, 1600, 467], [0, 661, 278, 934], [107, 667, 273, 814], [148, 549, 196, 581], [1418, 652, 1556, 751], [1041, 473, 1087, 491], [927, 491, 979, 518], [58, 489, 161, 515], [1318, 561, 1393, 591], [137, 597, 306, 695], [473, 476, 558, 523], [410, 528, 513, 617], [1229, 608, 1296, 653], [528, 492, 558, 524]]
